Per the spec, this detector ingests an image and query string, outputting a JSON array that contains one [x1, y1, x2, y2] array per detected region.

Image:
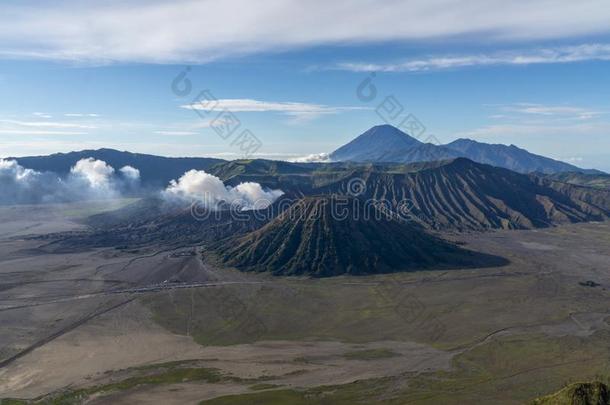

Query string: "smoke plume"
[[0, 158, 141, 205], [164, 169, 283, 210]]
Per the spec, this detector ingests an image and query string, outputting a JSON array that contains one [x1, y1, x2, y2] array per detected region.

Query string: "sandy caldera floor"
[[1, 203, 610, 404], [0, 298, 455, 401], [0, 202, 455, 402]]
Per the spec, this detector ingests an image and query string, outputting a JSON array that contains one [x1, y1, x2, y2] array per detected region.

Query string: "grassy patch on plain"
[[47, 367, 223, 404], [342, 348, 400, 361], [200, 379, 391, 405], [199, 332, 610, 405], [3, 362, 227, 405], [248, 383, 282, 391], [0, 400, 29, 405], [398, 331, 610, 404], [143, 265, 606, 351]]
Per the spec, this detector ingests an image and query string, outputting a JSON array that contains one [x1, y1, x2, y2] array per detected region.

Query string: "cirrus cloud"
[[1, 1, 610, 64], [182, 98, 366, 121], [335, 43, 610, 72]]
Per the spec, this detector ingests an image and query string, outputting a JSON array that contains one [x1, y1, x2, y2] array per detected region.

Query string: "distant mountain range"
[[330, 124, 601, 174], [10, 127, 610, 278], [72, 157, 610, 246], [9, 125, 602, 189], [54, 155, 610, 275]]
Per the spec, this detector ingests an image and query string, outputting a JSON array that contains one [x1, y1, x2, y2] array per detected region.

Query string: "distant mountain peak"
[[330, 124, 422, 162], [329, 126, 596, 174], [349, 124, 421, 146], [368, 123, 409, 133]]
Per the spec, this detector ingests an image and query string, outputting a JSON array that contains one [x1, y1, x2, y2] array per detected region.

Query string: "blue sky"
[[1, 1, 609, 171]]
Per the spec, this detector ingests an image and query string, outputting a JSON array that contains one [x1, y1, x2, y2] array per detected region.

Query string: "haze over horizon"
[[1, 1, 609, 171]]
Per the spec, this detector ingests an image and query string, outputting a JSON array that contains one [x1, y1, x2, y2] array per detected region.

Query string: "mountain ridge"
[[329, 125, 601, 174], [11, 148, 225, 188], [445, 138, 599, 174], [69, 157, 610, 253]]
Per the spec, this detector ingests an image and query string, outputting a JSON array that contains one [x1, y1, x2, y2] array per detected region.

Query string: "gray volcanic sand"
[[1, 202, 610, 404]]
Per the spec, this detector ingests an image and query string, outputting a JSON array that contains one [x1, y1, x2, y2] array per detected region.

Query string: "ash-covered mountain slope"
[[214, 196, 506, 277], [381, 142, 461, 164], [56, 157, 610, 251], [320, 158, 610, 231], [211, 158, 610, 231], [532, 176, 610, 214], [544, 171, 610, 190]]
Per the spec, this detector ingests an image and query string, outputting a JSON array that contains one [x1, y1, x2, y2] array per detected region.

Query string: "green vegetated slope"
[[531, 381, 609, 404], [546, 172, 610, 190]]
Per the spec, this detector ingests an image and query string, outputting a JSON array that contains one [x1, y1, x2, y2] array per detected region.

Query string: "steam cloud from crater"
[[0, 158, 279, 209], [164, 169, 283, 210], [0, 158, 140, 205], [71, 158, 116, 189]]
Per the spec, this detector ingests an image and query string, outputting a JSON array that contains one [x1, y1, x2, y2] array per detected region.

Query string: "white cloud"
[[0, 116, 96, 136], [336, 43, 610, 72], [0, 159, 37, 182], [0, 158, 136, 204], [482, 103, 608, 124], [33, 112, 52, 119], [119, 165, 140, 181], [164, 169, 283, 210], [154, 130, 199, 136], [70, 158, 115, 189], [0, 119, 96, 129], [231, 182, 284, 208], [512, 105, 587, 116], [561, 157, 584, 163], [0, 129, 88, 136], [499, 103, 605, 120], [183, 98, 365, 120], [291, 152, 332, 163], [3, 1, 610, 63], [456, 122, 610, 139], [453, 121, 610, 171], [0, 159, 63, 204], [64, 113, 99, 117]]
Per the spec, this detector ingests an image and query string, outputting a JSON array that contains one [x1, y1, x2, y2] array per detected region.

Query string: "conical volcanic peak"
[[330, 125, 423, 162], [215, 195, 506, 277]]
